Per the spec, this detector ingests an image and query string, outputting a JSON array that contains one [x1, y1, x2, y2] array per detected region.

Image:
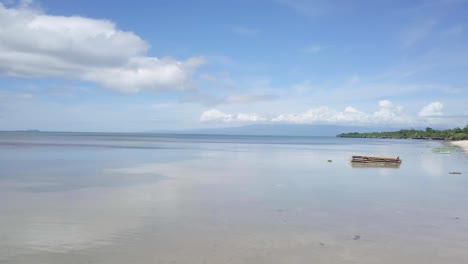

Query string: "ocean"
[[1, 132, 468, 263]]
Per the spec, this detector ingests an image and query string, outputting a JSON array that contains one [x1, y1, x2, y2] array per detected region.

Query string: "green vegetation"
[[337, 125, 468, 140]]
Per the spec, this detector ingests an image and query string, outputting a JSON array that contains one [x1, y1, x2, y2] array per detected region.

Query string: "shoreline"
[[449, 140, 468, 153]]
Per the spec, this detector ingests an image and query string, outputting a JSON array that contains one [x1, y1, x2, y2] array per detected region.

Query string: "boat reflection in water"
[[351, 161, 401, 168]]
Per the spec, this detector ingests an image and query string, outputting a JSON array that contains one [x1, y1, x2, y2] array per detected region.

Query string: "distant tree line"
[[337, 125, 468, 140]]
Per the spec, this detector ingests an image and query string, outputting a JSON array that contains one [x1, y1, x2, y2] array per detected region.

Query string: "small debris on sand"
[[353, 235, 361, 240], [449, 172, 462, 174], [319, 242, 325, 246], [328, 160, 332, 162]]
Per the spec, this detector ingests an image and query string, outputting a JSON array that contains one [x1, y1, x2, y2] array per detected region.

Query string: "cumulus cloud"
[[200, 100, 412, 125], [418, 101, 444, 117], [373, 100, 408, 124], [272, 106, 371, 124], [200, 109, 233, 122], [272, 107, 334, 124], [0, 3, 204, 92], [200, 109, 265, 123], [82, 57, 205, 93], [236, 113, 266, 122], [273, 100, 408, 125]]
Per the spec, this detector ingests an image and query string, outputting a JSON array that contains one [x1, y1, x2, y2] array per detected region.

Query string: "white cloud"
[[200, 109, 234, 123], [373, 100, 408, 124], [0, 3, 204, 92], [236, 113, 266, 122], [272, 106, 334, 124], [200, 100, 413, 125], [200, 109, 266, 123], [338, 107, 369, 123], [272, 106, 370, 124], [418, 101, 444, 117], [82, 57, 205, 93]]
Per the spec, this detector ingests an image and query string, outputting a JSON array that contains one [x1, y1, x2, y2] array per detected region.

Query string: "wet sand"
[[450, 140, 468, 153]]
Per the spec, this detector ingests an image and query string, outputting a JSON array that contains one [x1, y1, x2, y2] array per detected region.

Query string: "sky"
[[0, 0, 467, 132]]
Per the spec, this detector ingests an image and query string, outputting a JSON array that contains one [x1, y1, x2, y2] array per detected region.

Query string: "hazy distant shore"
[[450, 140, 468, 153]]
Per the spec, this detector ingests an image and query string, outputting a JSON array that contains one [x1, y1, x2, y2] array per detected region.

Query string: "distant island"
[[337, 125, 468, 140]]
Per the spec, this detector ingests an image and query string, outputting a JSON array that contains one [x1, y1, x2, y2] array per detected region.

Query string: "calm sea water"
[[1, 132, 468, 264]]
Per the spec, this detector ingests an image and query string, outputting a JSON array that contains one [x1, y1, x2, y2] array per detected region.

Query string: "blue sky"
[[0, 0, 467, 131]]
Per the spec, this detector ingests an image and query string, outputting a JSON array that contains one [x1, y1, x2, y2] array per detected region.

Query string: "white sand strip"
[[450, 140, 468, 153]]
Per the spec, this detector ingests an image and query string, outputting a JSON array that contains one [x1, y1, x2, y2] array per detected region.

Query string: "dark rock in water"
[[319, 242, 325, 246], [328, 160, 332, 162], [353, 235, 360, 240], [449, 172, 462, 175]]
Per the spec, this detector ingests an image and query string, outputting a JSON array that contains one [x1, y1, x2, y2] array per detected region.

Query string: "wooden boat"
[[351, 155, 401, 164]]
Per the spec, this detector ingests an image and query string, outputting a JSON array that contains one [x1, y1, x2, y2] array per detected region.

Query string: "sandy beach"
[[450, 140, 468, 153]]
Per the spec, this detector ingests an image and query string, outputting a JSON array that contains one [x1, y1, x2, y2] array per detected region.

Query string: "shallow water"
[[1, 132, 468, 264]]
